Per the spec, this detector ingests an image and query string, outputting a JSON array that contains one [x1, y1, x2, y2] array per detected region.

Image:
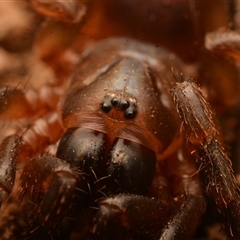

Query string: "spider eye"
[[101, 103, 111, 113], [120, 100, 130, 110], [111, 98, 119, 107], [125, 109, 137, 119]]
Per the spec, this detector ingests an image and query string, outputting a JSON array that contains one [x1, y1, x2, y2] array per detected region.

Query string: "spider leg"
[[205, 31, 240, 62], [159, 147, 206, 239], [205, 30, 240, 184], [0, 111, 63, 204], [91, 141, 206, 239], [28, 0, 86, 23], [0, 85, 62, 120], [92, 194, 176, 240], [0, 136, 20, 204], [12, 153, 91, 239], [0, 110, 65, 238], [20, 156, 83, 226], [171, 80, 240, 236], [14, 128, 108, 238], [0, 127, 99, 238], [203, 30, 240, 112], [92, 195, 205, 240], [19, 112, 63, 161]]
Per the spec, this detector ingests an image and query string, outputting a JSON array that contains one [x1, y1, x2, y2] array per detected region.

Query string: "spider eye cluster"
[[100, 92, 137, 119]]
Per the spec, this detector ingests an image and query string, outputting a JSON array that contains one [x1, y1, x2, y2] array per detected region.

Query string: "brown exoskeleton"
[[0, 1, 240, 239]]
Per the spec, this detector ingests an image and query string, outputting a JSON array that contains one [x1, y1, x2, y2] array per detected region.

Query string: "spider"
[[0, 1, 239, 240]]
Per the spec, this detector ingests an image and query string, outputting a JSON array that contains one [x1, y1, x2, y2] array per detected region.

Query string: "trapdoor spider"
[[0, 1, 240, 240]]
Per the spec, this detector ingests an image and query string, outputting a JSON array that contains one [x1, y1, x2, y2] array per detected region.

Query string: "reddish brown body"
[[0, 37, 206, 239], [0, 1, 240, 240], [63, 38, 183, 158]]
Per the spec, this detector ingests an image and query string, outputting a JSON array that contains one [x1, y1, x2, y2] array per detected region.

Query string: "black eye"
[[124, 109, 137, 119], [111, 98, 119, 107], [120, 100, 130, 110], [101, 103, 111, 113]]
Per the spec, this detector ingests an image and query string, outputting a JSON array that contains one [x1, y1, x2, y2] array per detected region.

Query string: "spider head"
[[100, 91, 137, 120]]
